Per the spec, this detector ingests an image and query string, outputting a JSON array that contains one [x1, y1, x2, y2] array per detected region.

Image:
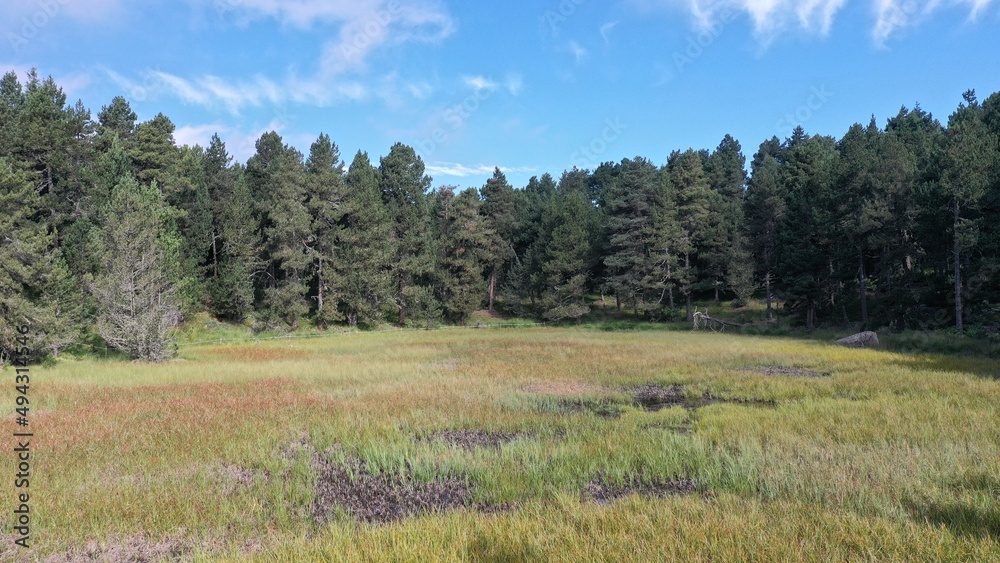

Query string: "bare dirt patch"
[[556, 398, 626, 418], [745, 365, 831, 378], [585, 475, 698, 504], [44, 535, 192, 562], [424, 429, 524, 450], [626, 384, 777, 411], [311, 454, 508, 524]]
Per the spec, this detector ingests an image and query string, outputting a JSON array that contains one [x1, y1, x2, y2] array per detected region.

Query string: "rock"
[[835, 331, 879, 348]]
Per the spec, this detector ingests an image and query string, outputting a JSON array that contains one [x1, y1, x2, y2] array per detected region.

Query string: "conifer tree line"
[[2, 69, 999, 361]]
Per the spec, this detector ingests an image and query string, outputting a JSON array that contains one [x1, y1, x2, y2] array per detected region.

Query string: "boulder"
[[835, 331, 879, 349]]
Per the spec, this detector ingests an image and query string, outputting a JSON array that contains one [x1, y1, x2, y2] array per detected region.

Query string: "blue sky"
[[3, 0, 999, 188]]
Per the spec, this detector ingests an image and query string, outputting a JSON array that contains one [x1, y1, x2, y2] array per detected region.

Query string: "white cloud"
[[600, 21, 619, 44], [173, 118, 292, 162], [566, 40, 588, 63], [2, 0, 123, 24], [505, 73, 524, 96], [173, 123, 223, 148], [104, 1, 455, 112], [872, 0, 994, 45], [105, 69, 291, 115], [660, 0, 995, 45], [212, 0, 455, 78], [425, 162, 537, 178], [464, 75, 499, 92]]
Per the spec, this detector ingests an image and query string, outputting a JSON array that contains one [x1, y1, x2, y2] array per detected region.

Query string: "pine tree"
[[434, 187, 489, 323], [705, 134, 748, 303], [130, 113, 178, 188], [541, 189, 595, 321], [0, 158, 83, 361], [669, 150, 714, 321], [379, 143, 433, 325], [305, 133, 346, 327], [212, 171, 261, 321], [95, 96, 137, 153], [204, 133, 235, 281], [776, 132, 840, 328], [479, 167, 517, 313], [264, 146, 313, 328], [744, 138, 787, 319], [91, 174, 180, 361], [941, 91, 993, 331], [334, 151, 393, 327], [603, 157, 670, 315]]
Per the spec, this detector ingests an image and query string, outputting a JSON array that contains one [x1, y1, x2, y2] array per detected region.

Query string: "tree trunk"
[[858, 250, 868, 326], [316, 259, 324, 329], [686, 293, 693, 323], [954, 197, 963, 333], [211, 229, 219, 278], [765, 272, 773, 320], [488, 269, 496, 313], [348, 312, 357, 328]]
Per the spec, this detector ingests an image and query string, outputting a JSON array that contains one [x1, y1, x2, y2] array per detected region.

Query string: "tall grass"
[[1, 327, 997, 560]]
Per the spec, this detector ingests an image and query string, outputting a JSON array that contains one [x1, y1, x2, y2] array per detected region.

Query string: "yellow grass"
[[1, 327, 997, 561]]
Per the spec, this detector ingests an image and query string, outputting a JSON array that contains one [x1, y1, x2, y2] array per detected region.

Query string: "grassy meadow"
[[2, 324, 999, 561]]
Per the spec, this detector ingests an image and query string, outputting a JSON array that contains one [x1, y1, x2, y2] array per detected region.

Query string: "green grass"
[[2, 327, 998, 561]]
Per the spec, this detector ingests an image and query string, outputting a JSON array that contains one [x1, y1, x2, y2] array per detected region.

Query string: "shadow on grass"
[[907, 500, 1000, 539], [907, 474, 1000, 538]]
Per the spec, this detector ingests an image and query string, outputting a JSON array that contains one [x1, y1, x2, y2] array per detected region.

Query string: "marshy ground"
[[1, 327, 998, 561]]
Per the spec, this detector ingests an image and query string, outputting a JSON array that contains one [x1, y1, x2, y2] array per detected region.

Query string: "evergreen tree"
[[335, 151, 393, 327], [603, 157, 672, 315], [204, 133, 235, 280], [263, 145, 313, 328], [541, 189, 596, 320], [379, 142, 433, 325], [130, 113, 179, 188], [479, 167, 517, 313], [0, 158, 83, 360], [776, 132, 840, 328], [744, 138, 786, 319], [212, 171, 261, 321], [434, 187, 489, 323], [669, 149, 715, 321], [95, 95, 137, 153], [305, 133, 345, 327], [941, 91, 993, 331], [91, 174, 180, 361], [705, 135, 748, 303]]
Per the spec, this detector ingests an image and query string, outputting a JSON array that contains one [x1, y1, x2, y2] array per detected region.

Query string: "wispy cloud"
[[105, 0, 454, 111], [653, 0, 996, 45], [425, 162, 537, 178], [213, 0, 455, 78], [872, 0, 994, 45], [600, 21, 619, 44], [464, 75, 500, 92], [566, 40, 588, 63], [105, 69, 305, 113], [505, 73, 524, 96]]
